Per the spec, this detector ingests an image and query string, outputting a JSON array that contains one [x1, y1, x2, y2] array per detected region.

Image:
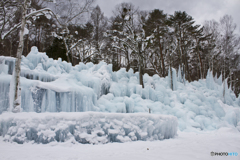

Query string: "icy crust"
[[0, 112, 178, 144], [0, 46, 240, 131]]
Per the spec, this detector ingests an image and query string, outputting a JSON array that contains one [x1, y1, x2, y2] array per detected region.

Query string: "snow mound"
[[0, 112, 178, 144]]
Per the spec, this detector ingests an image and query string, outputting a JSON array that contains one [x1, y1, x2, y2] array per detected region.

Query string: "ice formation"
[[0, 112, 178, 144], [0, 46, 240, 132]]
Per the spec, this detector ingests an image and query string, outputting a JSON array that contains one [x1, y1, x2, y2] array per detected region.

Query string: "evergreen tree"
[[169, 11, 202, 81], [46, 38, 67, 61], [144, 9, 168, 77]]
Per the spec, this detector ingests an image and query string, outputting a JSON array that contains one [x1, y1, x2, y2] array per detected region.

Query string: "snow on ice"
[[0, 46, 240, 144], [0, 112, 177, 144]]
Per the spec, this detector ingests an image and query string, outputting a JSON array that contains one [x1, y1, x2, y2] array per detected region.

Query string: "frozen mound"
[[0, 46, 240, 132], [0, 112, 178, 144]]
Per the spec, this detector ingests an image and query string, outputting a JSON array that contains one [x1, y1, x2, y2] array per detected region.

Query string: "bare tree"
[[108, 5, 152, 88], [219, 15, 240, 101], [51, 0, 95, 63], [90, 5, 108, 63], [10, 0, 67, 112], [0, 0, 18, 41], [0, 0, 20, 57], [203, 19, 220, 74], [11, 0, 28, 112]]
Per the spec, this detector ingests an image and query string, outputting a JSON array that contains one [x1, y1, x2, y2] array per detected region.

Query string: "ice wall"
[[0, 47, 101, 113], [0, 74, 98, 113], [0, 112, 178, 144], [0, 46, 240, 131]]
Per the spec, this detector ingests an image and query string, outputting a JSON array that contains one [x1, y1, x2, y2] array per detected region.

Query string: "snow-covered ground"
[[0, 127, 239, 160]]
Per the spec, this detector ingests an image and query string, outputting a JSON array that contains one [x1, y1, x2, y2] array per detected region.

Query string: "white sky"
[[96, 0, 240, 33]]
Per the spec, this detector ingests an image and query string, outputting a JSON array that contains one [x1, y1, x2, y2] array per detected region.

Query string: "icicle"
[[214, 73, 223, 86], [168, 67, 172, 90], [206, 69, 215, 90], [214, 73, 218, 83], [9, 68, 15, 112], [177, 65, 182, 82], [0, 57, 8, 74], [168, 67, 177, 91], [222, 78, 228, 104], [172, 68, 177, 91]]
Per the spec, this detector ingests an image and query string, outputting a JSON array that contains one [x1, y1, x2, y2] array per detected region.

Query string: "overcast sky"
[[96, 0, 240, 32]]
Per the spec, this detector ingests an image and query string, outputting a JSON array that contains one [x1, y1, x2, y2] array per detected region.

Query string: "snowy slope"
[[0, 46, 240, 132]]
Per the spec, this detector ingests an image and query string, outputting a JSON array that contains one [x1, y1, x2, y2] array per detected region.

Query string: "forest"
[[1, 0, 240, 96]]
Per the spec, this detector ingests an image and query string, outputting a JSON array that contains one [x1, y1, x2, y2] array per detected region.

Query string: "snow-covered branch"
[[1, 8, 64, 40]]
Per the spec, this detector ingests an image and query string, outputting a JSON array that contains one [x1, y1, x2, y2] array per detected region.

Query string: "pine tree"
[[144, 9, 168, 77], [169, 11, 202, 82]]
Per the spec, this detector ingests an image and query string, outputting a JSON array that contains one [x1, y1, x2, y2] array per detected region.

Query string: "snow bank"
[[0, 112, 178, 144], [0, 46, 240, 132]]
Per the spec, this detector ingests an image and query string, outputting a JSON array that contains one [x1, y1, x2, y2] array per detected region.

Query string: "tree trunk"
[[185, 52, 191, 82], [223, 55, 226, 103], [196, 39, 203, 79], [83, 42, 85, 62], [12, 0, 28, 112], [126, 52, 130, 72], [126, 63, 130, 72], [138, 42, 144, 88], [63, 38, 71, 63], [181, 64, 185, 85], [169, 50, 173, 90], [158, 32, 165, 77], [139, 62, 144, 88], [26, 34, 29, 54], [177, 39, 183, 72], [159, 41, 165, 77], [138, 46, 144, 88], [9, 39, 12, 57]]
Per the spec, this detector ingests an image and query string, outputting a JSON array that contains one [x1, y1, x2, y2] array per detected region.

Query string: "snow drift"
[[0, 46, 240, 132], [0, 112, 178, 144]]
